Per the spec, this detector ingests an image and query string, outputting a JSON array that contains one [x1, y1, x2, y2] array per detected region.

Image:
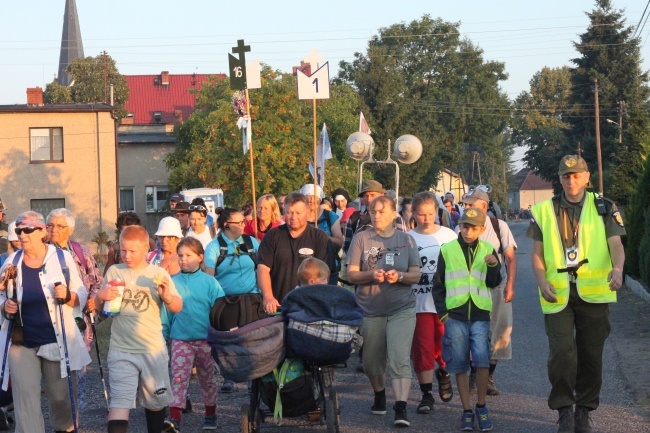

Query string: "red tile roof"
[[514, 168, 553, 191], [123, 72, 224, 125]]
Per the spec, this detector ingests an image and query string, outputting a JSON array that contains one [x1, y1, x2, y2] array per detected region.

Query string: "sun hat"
[[358, 180, 386, 197], [154, 217, 183, 238], [300, 184, 325, 199]]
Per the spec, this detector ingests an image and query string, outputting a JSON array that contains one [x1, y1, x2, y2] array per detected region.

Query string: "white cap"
[[154, 217, 183, 239], [7, 222, 17, 242], [300, 184, 325, 199]]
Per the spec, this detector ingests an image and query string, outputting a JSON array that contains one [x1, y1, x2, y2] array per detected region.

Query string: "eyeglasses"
[[226, 221, 246, 226], [46, 224, 69, 231], [15, 227, 42, 235], [188, 205, 207, 211]]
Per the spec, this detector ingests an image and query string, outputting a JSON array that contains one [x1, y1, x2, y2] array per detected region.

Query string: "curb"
[[624, 275, 650, 302]]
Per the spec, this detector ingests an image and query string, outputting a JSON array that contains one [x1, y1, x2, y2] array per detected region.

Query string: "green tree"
[[338, 15, 513, 196], [566, 0, 650, 206], [166, 66, 360, 206], [43, 80, 73, 103], [624, 156, 650, 279], [44, 53, 129, 119], [512, 66, 573, 189]]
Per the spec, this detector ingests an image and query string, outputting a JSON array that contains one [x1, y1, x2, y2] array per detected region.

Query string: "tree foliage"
[[166, 66, 360, 206], [43, 53, 130, 119], [338, 15, 513, 199], [624, 156, 650, 279]]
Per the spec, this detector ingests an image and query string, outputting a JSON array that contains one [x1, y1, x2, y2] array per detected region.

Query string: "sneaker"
[[556, 406, 574, 433], [416, 394, 435, 414], [0, 408, 8, 431], [486, 375, 500, 396], [202, 415, 217, 430], [162, 419, 180, 433], [459, 411, 475, 431], [220, 379, 234, 393], [475, 406, 493, 431], [393, 406, 410, 427], [371, 392, 387, 415], [468, 371, 477, 395], [574, 406, 592, 433]]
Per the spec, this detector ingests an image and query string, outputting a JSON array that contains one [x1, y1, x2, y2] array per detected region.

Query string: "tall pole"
[[102, 51, 108, 104], [245, 89, 258, 238], [618, 101, 623, 144], [593, 79, 604, 195], [312, 98, 318, 215]]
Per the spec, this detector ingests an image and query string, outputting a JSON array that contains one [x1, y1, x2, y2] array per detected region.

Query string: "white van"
[[180, 188, 225, 215]]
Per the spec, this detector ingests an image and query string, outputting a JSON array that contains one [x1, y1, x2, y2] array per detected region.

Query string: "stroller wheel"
[[240, 404, 252, 433], [326, 390, 340, 433]]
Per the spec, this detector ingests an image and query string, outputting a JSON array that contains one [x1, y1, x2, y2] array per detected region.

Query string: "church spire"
[[57, 0, 84, 86]]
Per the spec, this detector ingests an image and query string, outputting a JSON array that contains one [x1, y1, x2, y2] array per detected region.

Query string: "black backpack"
[[215, 233, 257, 269]]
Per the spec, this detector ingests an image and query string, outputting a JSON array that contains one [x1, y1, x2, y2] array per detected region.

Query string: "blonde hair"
[[257, 194, 282, 223], [297, 258, 330, 286], [119, 225, 149, 246]]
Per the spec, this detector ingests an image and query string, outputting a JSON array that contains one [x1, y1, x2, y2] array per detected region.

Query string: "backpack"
[[209, 294, 267, 331], [489, 217, 504, 255], [215, 233, 257, 269]]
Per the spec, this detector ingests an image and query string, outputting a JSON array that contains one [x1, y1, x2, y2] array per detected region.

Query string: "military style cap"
[[358, 180, 386, 197], [461, 188, 490, 205], [459, 207, 486, 226], [558, 155, 589, 175]]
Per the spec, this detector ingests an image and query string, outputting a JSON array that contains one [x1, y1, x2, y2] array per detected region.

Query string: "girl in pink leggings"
[[161, 237, 225, 432]]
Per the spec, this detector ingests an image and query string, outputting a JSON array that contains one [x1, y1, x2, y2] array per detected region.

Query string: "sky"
[[1, 1, 649, 163]]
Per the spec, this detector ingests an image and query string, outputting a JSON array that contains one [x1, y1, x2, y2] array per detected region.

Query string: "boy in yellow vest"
[[432, 208, 502, 431]]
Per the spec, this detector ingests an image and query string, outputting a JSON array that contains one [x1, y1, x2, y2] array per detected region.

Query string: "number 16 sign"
[[297, 49, 330, 100]]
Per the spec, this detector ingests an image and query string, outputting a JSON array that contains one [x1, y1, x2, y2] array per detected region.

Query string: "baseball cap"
[[172, 202, 190, 213], [458, 207, 486, 227], [461, 188, 490, 205], [358, 180, 386, 197], [558, 155, 589, 175], [154, 217, 184, 239], [169, 193, 184, 203]]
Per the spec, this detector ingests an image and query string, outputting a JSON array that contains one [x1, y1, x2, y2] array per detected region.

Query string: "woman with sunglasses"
[[243, 194, 283, 242], [0, 211, 90, 433], [186, 199, 216, 250], [205, 208, 261, 393]]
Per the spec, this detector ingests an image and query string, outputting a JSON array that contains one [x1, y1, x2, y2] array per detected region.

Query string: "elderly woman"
[[104, 212, 156, 276], [243, 194, 283, 242], [186, 199, 216, 250], [46, 208, 103, 410], [346, 196, 420, 427], [147, 217, 183, 276], [0, 211, 90, 433]]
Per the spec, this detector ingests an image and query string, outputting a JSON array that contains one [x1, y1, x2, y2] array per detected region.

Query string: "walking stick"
[[55, 270, 78, 433], [0, 267, 17, 386], [87, 310, 109, 409]]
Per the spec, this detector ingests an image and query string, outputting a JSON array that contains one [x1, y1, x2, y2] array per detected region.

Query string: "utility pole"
[[617, 100, 624, 144], [102, 51, 108, 104], [593, 79, 604, 195]]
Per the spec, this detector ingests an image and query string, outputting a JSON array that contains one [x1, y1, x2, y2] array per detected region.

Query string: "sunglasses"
[[226, 221, 246, 226], [188, 205, 207, 211], [15, 227, 42, 235]]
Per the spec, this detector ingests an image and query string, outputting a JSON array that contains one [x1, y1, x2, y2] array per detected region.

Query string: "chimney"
[[27, 87, 44, 106], [161, 71, 169, 86]]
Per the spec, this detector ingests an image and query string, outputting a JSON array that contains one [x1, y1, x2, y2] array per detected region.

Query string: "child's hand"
[[153, 272, 165, 286], [98, 280, 121, 301], [484, 254, 498, 266], [157, 276, 173, 304]]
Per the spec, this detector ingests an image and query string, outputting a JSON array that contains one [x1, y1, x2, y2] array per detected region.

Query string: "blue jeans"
[[442, 318, 490, 374]]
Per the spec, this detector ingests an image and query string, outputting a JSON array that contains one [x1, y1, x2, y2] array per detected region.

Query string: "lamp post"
[[605, 118, 622, 143]]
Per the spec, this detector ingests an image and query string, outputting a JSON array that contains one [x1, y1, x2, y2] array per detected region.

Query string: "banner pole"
[[246, 88, 258, 238], [313, 98, 318, 215]]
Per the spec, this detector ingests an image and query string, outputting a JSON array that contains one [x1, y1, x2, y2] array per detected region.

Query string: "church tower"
[[57, 0, 84, 86]]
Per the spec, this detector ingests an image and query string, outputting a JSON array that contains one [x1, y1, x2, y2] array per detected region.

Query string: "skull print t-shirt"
[[408, 227, 457, 314], [103, 263, 178, 353], [346, 229, 420, 317]]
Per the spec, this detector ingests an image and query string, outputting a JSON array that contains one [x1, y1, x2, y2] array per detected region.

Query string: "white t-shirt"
[[409, 227, 457, 313], [186, 226, 215, 250]]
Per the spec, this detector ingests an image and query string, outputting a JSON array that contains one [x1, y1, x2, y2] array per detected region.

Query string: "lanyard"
[[562, 208, 579, 247]]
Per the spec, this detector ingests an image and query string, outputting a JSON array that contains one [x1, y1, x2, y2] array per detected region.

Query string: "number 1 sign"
[[297, 49, 330, 100]]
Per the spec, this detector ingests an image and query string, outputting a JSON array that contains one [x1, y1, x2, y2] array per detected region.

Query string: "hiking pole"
[[87, 310, 109, 409], [55, 280, 78, 433], [0, 270, 18, 386]]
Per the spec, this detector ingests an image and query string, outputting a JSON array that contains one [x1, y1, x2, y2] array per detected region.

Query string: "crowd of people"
[[0, 153, 625, 433]]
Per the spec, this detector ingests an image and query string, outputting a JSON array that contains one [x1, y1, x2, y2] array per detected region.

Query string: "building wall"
[[118, 140, 177, 234], [519, 189, 554, 210], [433, 171, 468, 200], [0, 110, 118, 252]]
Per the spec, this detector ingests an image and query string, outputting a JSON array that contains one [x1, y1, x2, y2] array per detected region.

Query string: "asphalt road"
[[33, 221, 650, 432]]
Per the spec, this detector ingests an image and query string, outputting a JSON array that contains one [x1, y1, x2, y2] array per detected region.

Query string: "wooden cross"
[[303, 49, 325, 70], [232, 39, 251, 56]]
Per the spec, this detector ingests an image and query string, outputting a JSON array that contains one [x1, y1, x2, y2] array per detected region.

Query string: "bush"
[[638, 209, 650, 287]]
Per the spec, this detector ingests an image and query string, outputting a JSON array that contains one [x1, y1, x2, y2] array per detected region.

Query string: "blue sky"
[[1, 1, 647, 106]]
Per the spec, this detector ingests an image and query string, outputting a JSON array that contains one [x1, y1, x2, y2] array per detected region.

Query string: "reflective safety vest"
[[531, 192, 615, 314], [441, 240, 493, 312]]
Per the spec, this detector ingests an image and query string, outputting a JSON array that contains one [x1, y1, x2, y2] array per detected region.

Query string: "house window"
[[145, 186, 169, 212], [30, 128, 63, 162], [30, 198, 65, 217], [119, 187, 136, 212]]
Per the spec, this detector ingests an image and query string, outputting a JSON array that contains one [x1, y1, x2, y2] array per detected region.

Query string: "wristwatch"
[[398, 272, 404, 282]]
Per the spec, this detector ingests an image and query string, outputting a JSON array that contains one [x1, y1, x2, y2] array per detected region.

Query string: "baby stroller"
[[209, 285, 362, 432]]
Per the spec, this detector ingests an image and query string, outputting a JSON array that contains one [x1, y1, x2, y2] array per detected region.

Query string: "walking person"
[[148, 217, 183, 277], [432, 208, 502, 431], [528, 155, 625, 433], [162, 238, 224, 432], [0, 211, 90, 433], [407, 192, 457, 414], [346, 196, 420, 427], [243, 194, 283, 242], [186, 199, 216, 250]]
